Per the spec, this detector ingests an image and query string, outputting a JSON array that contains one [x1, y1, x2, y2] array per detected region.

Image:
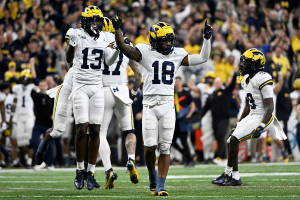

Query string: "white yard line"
[[0, 162, 300, 173]]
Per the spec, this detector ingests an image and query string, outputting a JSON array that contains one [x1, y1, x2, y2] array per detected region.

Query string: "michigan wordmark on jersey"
[[241, 71, 273, 115], [12, 83, 35, 119], [66, 28, 114, 85], [135, 43, 188, 96]]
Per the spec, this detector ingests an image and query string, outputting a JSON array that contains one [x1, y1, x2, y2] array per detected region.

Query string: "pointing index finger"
[[205, 20, 207, 26], [117, 10, 119, 16]]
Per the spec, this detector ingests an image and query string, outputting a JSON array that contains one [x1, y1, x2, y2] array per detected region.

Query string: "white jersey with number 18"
[[135, 43, 188, 96]]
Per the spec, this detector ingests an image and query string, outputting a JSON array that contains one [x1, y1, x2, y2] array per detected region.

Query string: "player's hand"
[[203, 20, 213, 40], [111, 10, 122, 30], [1, 122, 7, 132], [4, 122, 13, 137], [69, 30, 80, 47], [251, 125, 264, 139], [129, 89, 137, 101]]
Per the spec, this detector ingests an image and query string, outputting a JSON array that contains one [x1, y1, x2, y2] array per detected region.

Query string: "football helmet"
[[81, 6, 104, 38], [239, 48, 265, 75], [102, 17, 115, 33], [19, 69, 33, 85], [293, 78, 300, 90], [149, 22, 176, 55]]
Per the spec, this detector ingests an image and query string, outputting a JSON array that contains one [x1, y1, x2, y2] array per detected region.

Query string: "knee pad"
[[90, 115, 102, 124], [163, 114, 175, 129], [50, 129, 63, 138], [144, 115, 156, 130], [159, 143, 171, 154], [123, 130, 135, 137]]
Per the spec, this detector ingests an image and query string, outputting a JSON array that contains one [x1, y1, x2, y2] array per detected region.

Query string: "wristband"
[[260, 122, 265, 128]]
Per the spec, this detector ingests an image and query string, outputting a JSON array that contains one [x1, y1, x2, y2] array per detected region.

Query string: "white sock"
[[63, 153, 69, 158], [13, 158, 19, 165], [24, 154, 28, 161], [232, 171, 240, 180], [128, 154, 135, 161], [224, 166, 233, 175], [26, 158, 32, 166], [87, 163, 95, 173], [209, 152, 215, 159], [77, 161, 84, 170]]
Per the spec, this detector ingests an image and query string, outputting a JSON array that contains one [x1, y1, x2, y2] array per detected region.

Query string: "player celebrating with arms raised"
[[67, 6, 119, 190], [212, 49, 287, 186], [111, 11, 212, 196]]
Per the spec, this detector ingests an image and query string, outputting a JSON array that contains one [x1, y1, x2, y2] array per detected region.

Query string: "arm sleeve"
[[103, 47, 120, 66], [188, 38, 211, 66], [261, 84, 274, 99]]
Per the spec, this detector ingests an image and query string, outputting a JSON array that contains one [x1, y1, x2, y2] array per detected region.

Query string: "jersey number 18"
[[152, 61, 175, 85]]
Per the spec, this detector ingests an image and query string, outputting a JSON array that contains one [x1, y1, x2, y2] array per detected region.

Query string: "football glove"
[[111, 10, 122, 30], [251, 125, 264, 139], [129, 89, 137, 101], [203, 20, 213, 40]]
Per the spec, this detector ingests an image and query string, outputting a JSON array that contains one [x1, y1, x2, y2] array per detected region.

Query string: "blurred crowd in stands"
[[1, 0, 300, 169]]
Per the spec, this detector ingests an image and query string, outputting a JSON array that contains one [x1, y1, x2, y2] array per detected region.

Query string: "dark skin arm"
[[261, 98, 274, 125], [238, 97, 250, 122], [0, 101, 6, 124], [181, 55, 189, 66], [115, 29, 141, 62], [10, 97, 17, 122], [128, 59, 142, 91], [65, 40, 75, 63]]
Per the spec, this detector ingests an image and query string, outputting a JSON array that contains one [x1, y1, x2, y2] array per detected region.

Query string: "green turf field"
[[1, 162, 300, 199]]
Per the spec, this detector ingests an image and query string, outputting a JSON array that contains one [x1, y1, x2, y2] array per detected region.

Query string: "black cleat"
[[84, 172, 100, 188], [219, 178, 243, 186], [150, 183, 156, 195], [74, 169, 85, 190], [85, 171, 96, 190], [35, 152, 45, 165], [212, 172, 232, 185], [105, 169, 118, 189], [154, 189, 169, 196]]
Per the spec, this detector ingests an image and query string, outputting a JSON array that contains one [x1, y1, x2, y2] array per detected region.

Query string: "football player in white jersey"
[[67, 6, 119, 191], [212, 49, 286, 186], [12, 69, 35, 167], [112, 12, 212, 195], [99, 18, 142, 189], [0, 82, 19, 167]]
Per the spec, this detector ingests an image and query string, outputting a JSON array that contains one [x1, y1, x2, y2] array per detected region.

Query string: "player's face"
[[160, 40, 172, 49], [2, 88, 10, 95]]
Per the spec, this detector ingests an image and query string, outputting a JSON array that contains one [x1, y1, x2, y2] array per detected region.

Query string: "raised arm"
[[111, 11, 141, 62], [128, 59, 142, 92], [181, 20, 212, 66], [187, 74, 201, 94]]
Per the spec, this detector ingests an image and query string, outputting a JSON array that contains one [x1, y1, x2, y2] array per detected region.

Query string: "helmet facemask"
[[151, 34, 176, 55], [81, 15, 103, 40], [239, 56, 262, 76]]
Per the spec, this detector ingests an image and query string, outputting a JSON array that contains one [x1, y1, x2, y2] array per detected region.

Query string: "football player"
[[212, 49, 287, 186], [0, 82, 18, 167], [112, 12, 212, 195], [67, 6, 119, 191], [12, 69, 35, 168], [99, 17, 142, 189]]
